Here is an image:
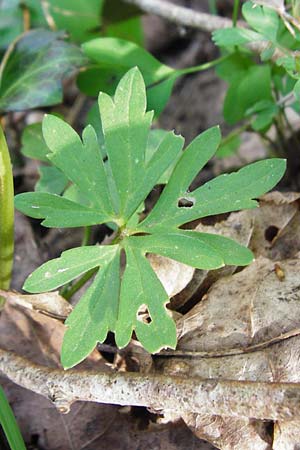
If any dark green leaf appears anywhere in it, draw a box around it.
[106,16,144,46]
[0,0,23,50]
[35,166,68,194]
[21,123,49,162]
[212,27,262,47]
[102,0,142,24]
[0,30,86,112]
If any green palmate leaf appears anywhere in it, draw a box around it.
[115,244,176,352]
[246,99,279,131]
[24,245,119,292]
[0,30,86,112]
[35,166,68,195]
[43,115,115,215]
[0,0,23,50]
[62,249,121,368]
[18,68,286,368]
[213,2,280,50]
[139,159,286,231]
[212,28,263,47]
[21,123,49,162]
[126,231,253,270]
[99,68,183,219]
[15,192,110,227]
[146,129,183,184]
[242,1,279,43]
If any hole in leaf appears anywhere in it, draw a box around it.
[136,304,152,324]
[177,197,195,208]
[264,225,279,242]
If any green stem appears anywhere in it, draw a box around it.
[81,226,91,247]
[232,0,240,26]
[0,126,14,291]
[221,122,250,145]
[0,387,26,450]
[175,54,230,77]
[63,268,98,301]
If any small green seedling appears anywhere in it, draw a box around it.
[15,68,286,369]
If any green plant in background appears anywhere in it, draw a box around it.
[0,128,25,450]
[0,127,14,292]
[213,0,300,156]
[0,387,26,450]
[15,68,286,369]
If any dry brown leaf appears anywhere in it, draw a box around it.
[249,191,300,259]
[155,256,300,449]
[273,420,300,449]
[0,289,72,319]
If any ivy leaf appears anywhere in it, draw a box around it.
[17,68,286,368]
[0,30,86,112]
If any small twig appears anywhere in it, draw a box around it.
[1,347,300,420]
[159,328,300,358]
[122,0,242,32]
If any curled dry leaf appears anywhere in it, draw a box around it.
[156,256,300,449]
[0,289,72,319]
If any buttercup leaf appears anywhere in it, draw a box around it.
[17,68,286,368]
